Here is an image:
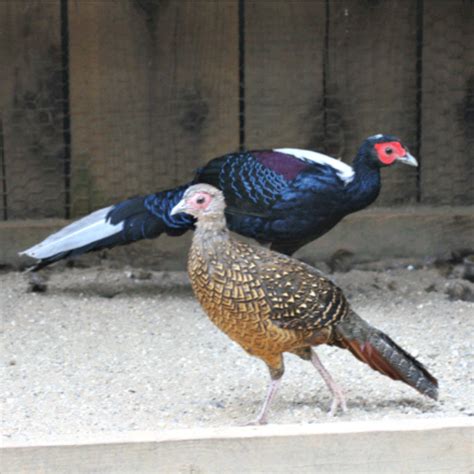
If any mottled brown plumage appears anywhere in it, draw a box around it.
[189,238,346,371]
[171,184,438,424]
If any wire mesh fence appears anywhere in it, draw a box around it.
[1,0,472,221]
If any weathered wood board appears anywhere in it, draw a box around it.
[1,0,472,219]
[326,0,419,205]
[245,0,326,150]
[0,0,66,218]
[69,0,239,217]
[68,0,157,216]
[0,119,6,220]
[148,0,239,189]
[420,0,474,205]
[1,418,472,474]
[7,205,474,270]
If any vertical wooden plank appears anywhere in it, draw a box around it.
[68,0,155,216]
[0,0,65,218]
[420,0,474,205]
[150,0,239,189]
[69,0,239,216]
[327,0,418,205]
[245,0,326,149]
[0,119,6,220]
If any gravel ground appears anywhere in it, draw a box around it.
[1,262,473,443]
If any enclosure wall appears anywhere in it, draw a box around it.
[1,0,473,221]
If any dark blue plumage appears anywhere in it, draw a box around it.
[21,134,417,270]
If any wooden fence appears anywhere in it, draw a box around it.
[1,0,473,220]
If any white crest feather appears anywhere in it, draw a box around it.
[20,206,124,259]
[274,148,355,184]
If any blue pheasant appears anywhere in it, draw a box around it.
[21,134,417,270]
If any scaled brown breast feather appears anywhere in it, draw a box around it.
[189,239,349,360]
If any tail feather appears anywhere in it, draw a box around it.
[20,206,122,260]
[334,312,438,400]
[19,185,194,271]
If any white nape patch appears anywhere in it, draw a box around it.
[275,148,355,184]
[369,133,384,140]
[19,206,124,259]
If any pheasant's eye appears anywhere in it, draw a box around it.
[196,196,206,205]
[385,147,393,155]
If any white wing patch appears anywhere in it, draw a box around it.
[19,206,124,259]
[275,148,355,184]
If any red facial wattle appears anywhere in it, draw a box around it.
[374,142,406,165]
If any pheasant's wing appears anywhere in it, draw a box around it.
[196,152,291,217]
[197,150,351,246]
[250,246,349,331]
[198,149,352,215]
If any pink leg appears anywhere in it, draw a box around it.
[251,377,282,425]
[310,349,347,416]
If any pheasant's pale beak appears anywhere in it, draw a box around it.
[397,152,418,167]
[170,199,189,216]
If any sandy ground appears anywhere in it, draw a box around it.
[1,262,473,444]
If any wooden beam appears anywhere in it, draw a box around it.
[7,206,474,270]
[1,418,472,474]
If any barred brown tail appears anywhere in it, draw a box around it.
[334,312,438,400]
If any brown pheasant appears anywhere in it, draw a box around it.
[171,184,438,424]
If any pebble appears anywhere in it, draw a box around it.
[445,281,474,302]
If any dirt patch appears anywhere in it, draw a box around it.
[1,263,473,443]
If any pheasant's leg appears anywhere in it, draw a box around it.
[310,348,347,416]
[249,359,284,425]
[252,376,282,425]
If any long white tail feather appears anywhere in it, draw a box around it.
[274,148,355,184]
[19,206,124,259]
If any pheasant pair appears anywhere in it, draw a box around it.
[171,184,438,424]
